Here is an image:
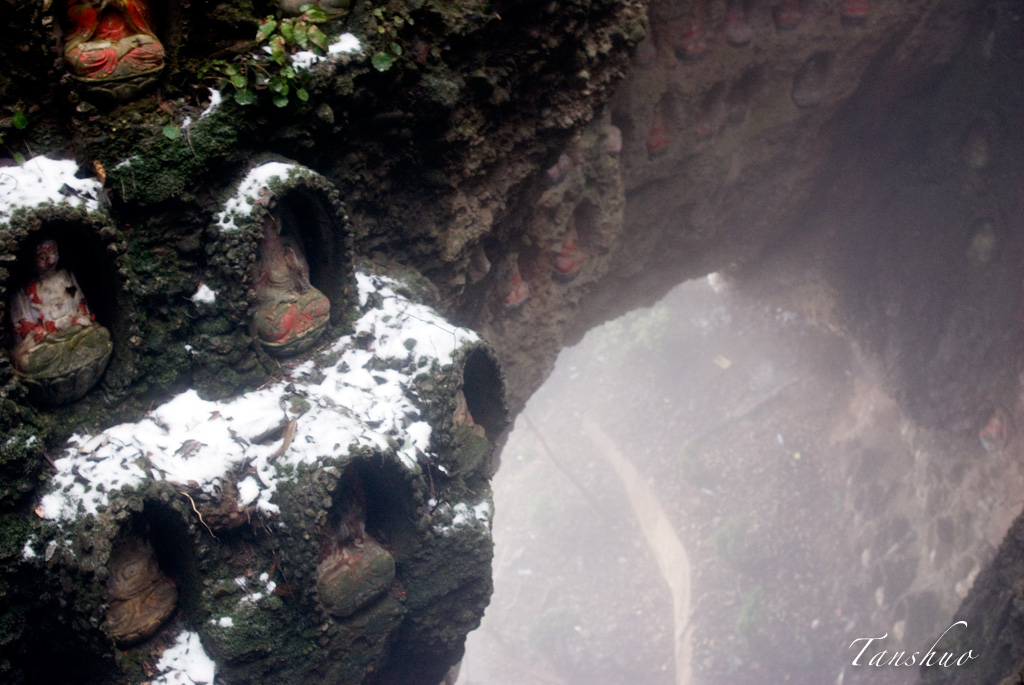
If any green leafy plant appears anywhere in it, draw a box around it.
[1,111,28,156]
[198,5,332,107]
[369,5,412,72]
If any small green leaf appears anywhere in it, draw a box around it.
[230,73,247,90]
[162,124,181,140]
[269,75,286,93]
[407,16,414,25]
[294,22,310,50]
[308,25,328,52]
[225,63,239,75]
[280,20,296,44]
[372,7,384,18]
[234,88,257,105]
[282,65,296,80]
[371,52,394,72]
[13,152,26,165]
[389,41,402,56]
[270,35,287,64]
[296,88,309,102]
[12,112,28,130]
[273,94,289,108]
[256,17,277,41]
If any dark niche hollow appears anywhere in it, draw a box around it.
[461,348,507,442]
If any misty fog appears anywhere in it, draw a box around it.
[459,268,1021,685]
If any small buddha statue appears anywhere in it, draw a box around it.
[9,240,113,405]
[253,215,330,357]
[63,0,166,100]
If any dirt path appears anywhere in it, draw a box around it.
[582,418,692,685]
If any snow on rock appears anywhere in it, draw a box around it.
[291,33,362,70]
[435,500,492,537]
[214,161,298,231]
[199,88,222,119]
[190,283,217,304]
[38,271,480,522]
[22,537,37,561]
[0,156,103,223]
[151,630,216,685]
[329,33,362,55]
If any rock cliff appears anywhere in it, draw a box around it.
[0,0,1022,682]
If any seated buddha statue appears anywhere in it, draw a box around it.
[253,215,330,357]
[63,0,165,100]
[9,240,113,405]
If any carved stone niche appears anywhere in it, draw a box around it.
[2,218,130,406]
[208,162,355,361]
[59,0,169,101]
[314,460,414,620]
[102,506,194,648]
[427,344,508,478]
[552,199,600,282]
[316,483,396,618]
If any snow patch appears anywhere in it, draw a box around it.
[200,89,222,119]
[215,161,298,231]
[38,272,480,523]
[22,537,37,560]
[435,500,492,536]
[152,630,216,685]
[329,33,361,55]
[291,33,363,70]
[0,156,103,223]
[191,283,217,304]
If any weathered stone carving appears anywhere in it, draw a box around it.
[104,536,177,646]
[502,260,529,310]
[9,239,112,405]
[450,387,490,475]
[63,0,166,101]
[317,539,396,618]
[254,214,331,357]
[205,161,355,383]
[316,472,396,618]
[553,223,585,280]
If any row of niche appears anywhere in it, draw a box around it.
[0,161,354,407]
[93,455,417,651]
[51,0,316,103]
[483,113,623,314]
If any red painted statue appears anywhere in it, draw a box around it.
[253,215,331,357]
[63,0,165,98]
[9,240,112,404]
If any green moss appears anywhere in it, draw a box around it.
[101,106,245,205]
